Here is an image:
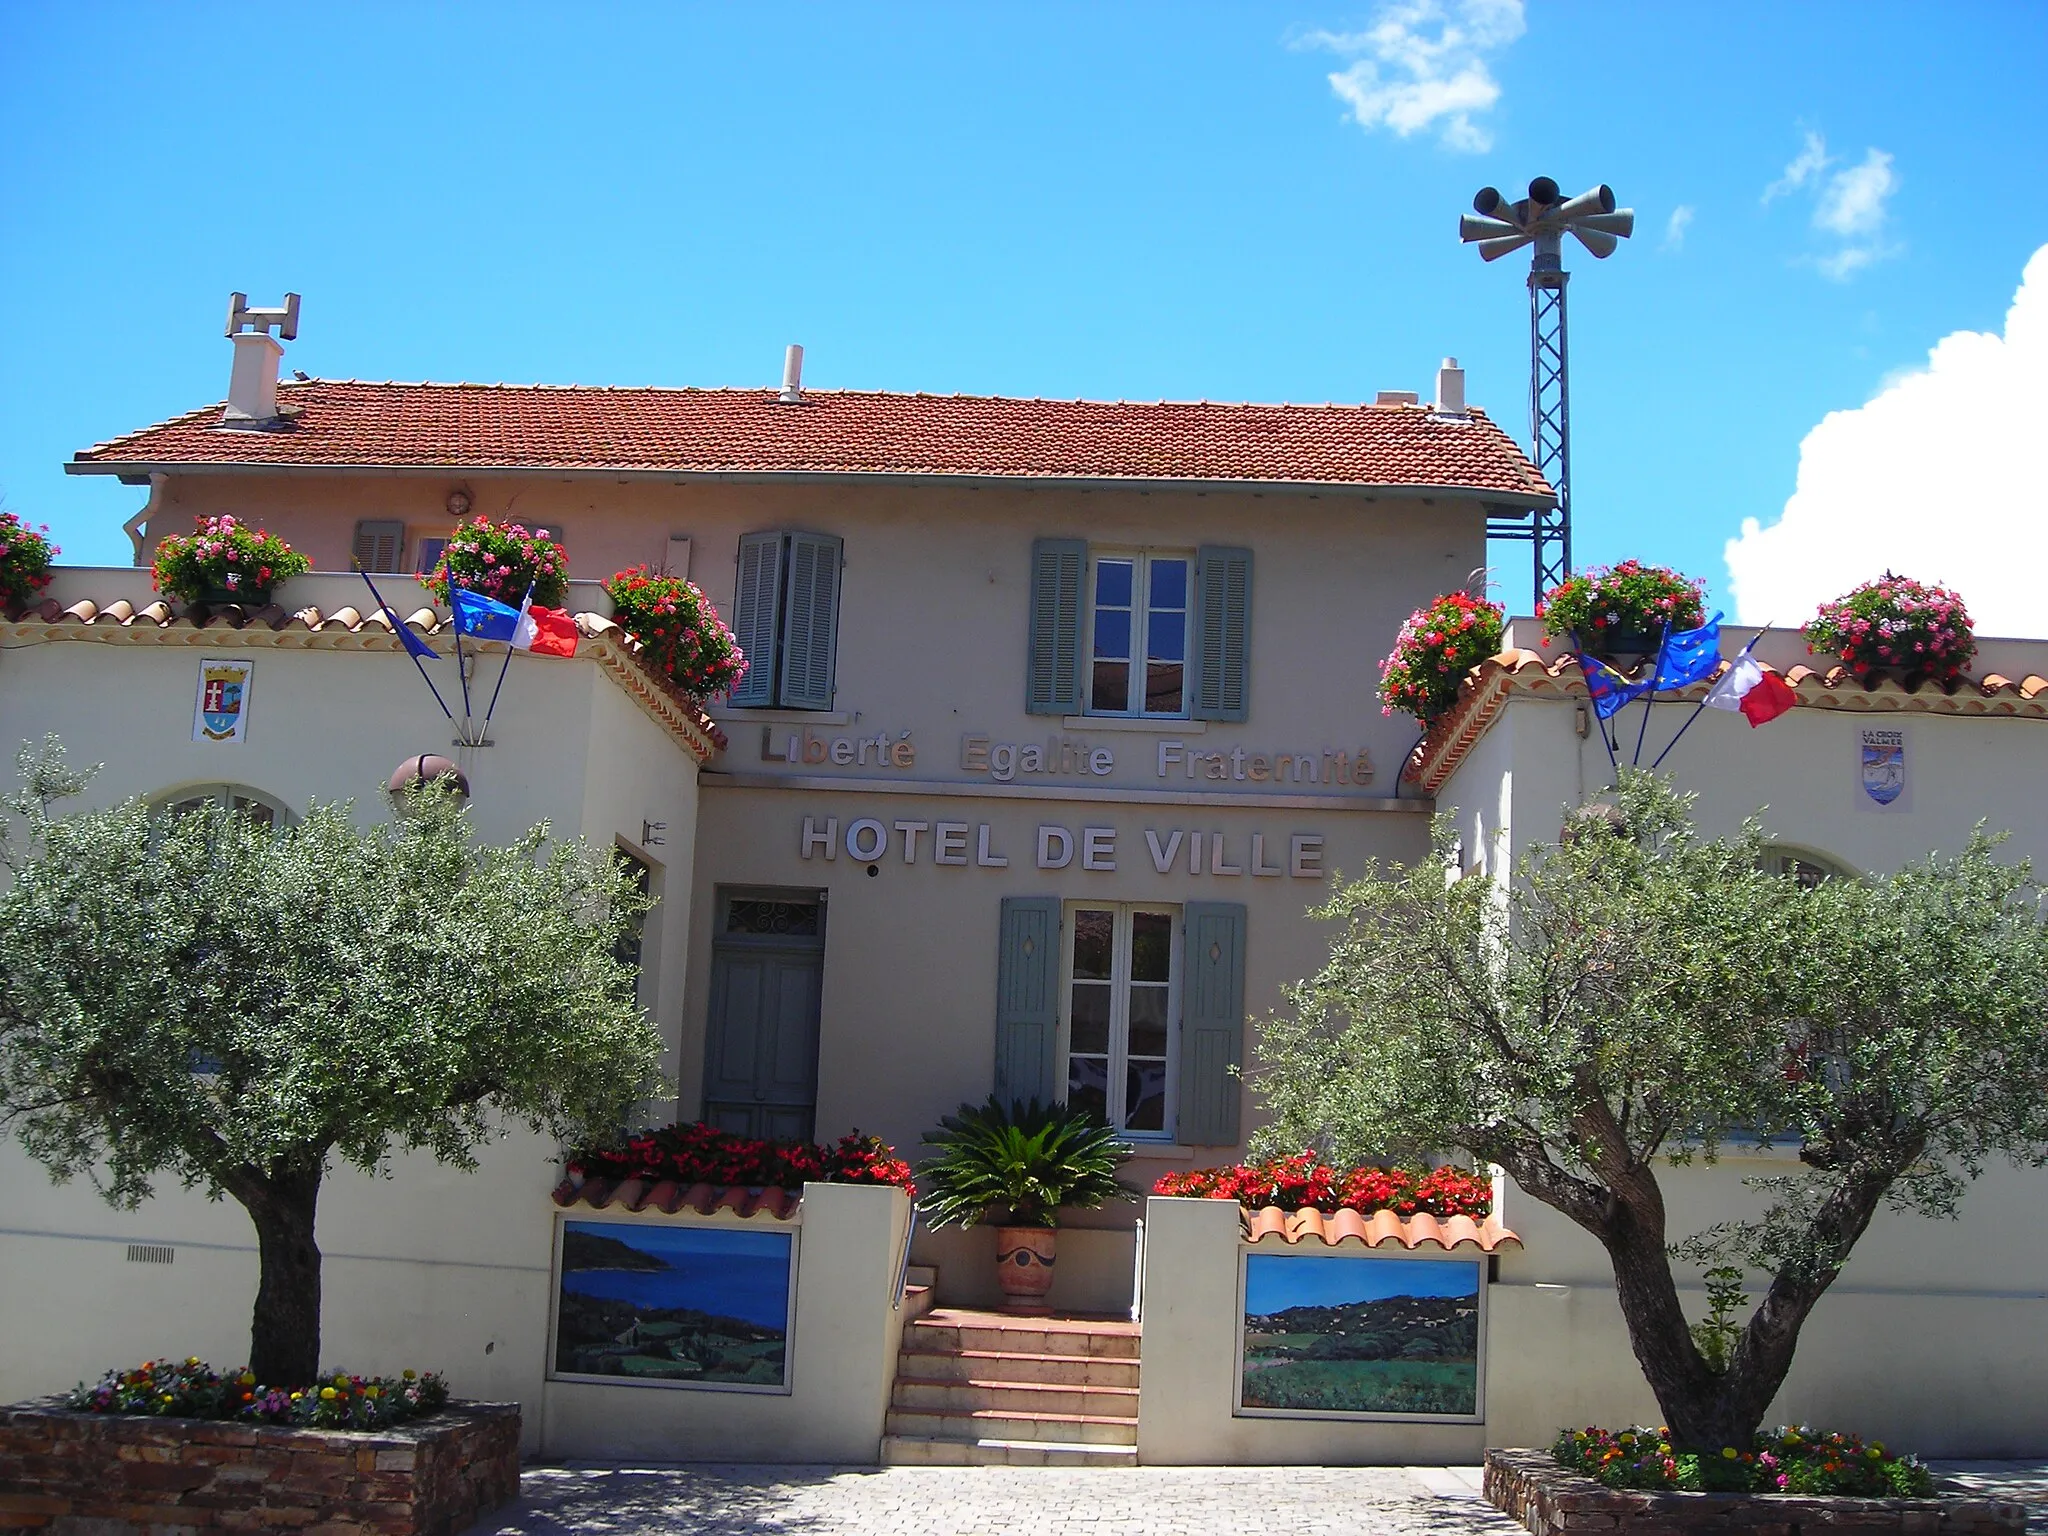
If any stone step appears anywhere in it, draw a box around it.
[900,1284,936,1323]
[896,1346,1140,1388]
[879,1434,1139,1468]
[883,1407,1138,1447]
[892,1375,1141,1417]
[905,1319,1141,1360]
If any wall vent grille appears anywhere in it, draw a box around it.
[126,1244,175,1265]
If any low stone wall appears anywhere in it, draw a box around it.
[0,1398,520,1535]
[1485,1449,2027,1536]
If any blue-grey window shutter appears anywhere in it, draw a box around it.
[1178,901,1247,1146]
[1189,546,1253,722]
[1025,538,1086,715]
[994,896,1061,1109]
[778,531,843,710]
[729,531,786,708]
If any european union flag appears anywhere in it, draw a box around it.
[1653,613,1724,692]
[357,569,439,661]
[1580,654,1652,720]
[449,586,523,643]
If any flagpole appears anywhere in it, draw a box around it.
[1573,631,1622,784]
[1650,627,1769,772]
[443,550,475,726]
[483,583,532,723]
[1631,621,1672,768]
[356,565,453,721]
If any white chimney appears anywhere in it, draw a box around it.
[778,343,805,404]
[1435,356,1467,416]
[222,292,300,425]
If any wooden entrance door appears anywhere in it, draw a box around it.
[702,891,824,1141]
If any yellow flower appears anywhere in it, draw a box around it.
[402,1369,417,1380]
[161,1393,174,1403]
[1722,1447,1740,1459]
[290,1392,302,1401]
[320,1386,337,1400]
[186,1356,200,1366]
[364,1386,380,1398]
[238,1371,255,1386]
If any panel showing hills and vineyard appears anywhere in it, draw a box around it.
[1239,1255,1481,1416]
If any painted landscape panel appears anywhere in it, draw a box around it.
[1239,1254,1480,1417]
[554,1220,794,1389]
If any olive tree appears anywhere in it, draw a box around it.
[1256,770,2048,1452]
[0,741,664,1386]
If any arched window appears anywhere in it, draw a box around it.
[154,783,293,828]
[1766,847,1855,889]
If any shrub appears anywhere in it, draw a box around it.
[1539,560,1705,649]
[150,515,310,603]
[1378,589,1505,722]
[568,1120,915,1195]
[0,511,58,609]
[68,1357,448,1430]
[422,516,568,609]
[1152,1154,1493,1217]
[1804,572,1975,687]
[918,1097,1138,1229]
[602,567,748,701]
[1553,1424,1934,1497]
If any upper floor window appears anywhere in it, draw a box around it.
[1027,539,1251,721]
[1088,553,1190,717]
[728,531,844,710]
[1768,849,1853,889]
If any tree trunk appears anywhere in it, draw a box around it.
[226,1162,325,1386]
[1599,1210,1745,1450]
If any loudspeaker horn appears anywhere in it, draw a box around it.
[1554,185,1617,222]
[1570,209,1635,239]
[1571,227,1619,259]
[1460,212,1522,242]
[1477,233,1534,262]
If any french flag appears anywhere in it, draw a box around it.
[1703,651,1796,727]
[450,586,579,657]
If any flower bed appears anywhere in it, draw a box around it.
[568,1120,916,1194]
[67,1355,447,1430]
[422,515,568,608]
[1554,1424,1933,1496]
[1540,560,1706,652]
[1486,1447,2023,1536]
[1379,588,1505,722]
[0,1394,518,1536]
[1151,1153,1492,1217]
[602,566,747,701]
[1805,573,1976,688]
[0,510,58,611]
[151,514,309,605]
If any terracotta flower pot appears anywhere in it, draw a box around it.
[994,1226,1056,1314]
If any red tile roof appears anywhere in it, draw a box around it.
[551,1175,799,1220]
[3,593,725,760]
[1405,647,2048,796]
[1241,1206,1521,1252]
[69,380,1554,501]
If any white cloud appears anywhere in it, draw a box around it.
[1763,130,1831,204]
[1761,130,1900,280]
[1663,205,1695,251]
[1725,243,2048,640]
[1813,148,1896,238]
[1299,0,1526,154]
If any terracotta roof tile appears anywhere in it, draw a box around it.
[1240,1206,1521,1251]
[3,592,726,759]
[1405,648,2048,796]
[70,380,1554,500]
[549,1175,799,1220]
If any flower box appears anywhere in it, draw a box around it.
[0,1396,520,1536]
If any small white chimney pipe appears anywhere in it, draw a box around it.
[221,291,300,425]
[1435,356,1467,416]
[778,344,805,403]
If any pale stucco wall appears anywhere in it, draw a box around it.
[539,1182,912,1462]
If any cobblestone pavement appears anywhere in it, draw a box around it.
[472,1463,1519,1536]
[473,1461,2048,1536]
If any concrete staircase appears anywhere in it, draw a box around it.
[880,1308,1141,1466]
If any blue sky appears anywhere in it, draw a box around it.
[4,3,2045,624]
[1245,1254,1478,1313]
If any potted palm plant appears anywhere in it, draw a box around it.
[917,1097,1137,1313]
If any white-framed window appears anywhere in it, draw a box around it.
[1086,551,1191,717]
[157,784,292,828]
[1062,902,1180,1137]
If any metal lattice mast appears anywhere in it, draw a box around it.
[1458,178,1633,606]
